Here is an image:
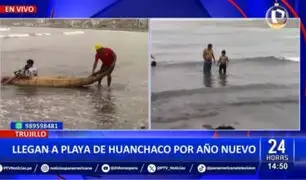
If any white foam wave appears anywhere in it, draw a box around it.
[35,33,51,36]
[63,31,85,35]
[278,56,300,62]
[7,34,30,38]
[284,35,300,39]
[0,27,10,31]
[286,57,299,62]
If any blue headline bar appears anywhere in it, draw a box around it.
[0,137,303,177]
[0,137,300,165]
[2,138,259,162]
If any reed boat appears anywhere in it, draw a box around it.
[1,70,109,88]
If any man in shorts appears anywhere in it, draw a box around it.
[203,43,216,75]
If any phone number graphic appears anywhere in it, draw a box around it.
[23,122,60,130]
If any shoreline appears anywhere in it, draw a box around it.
[0,19,148,32]
[2,25,148,33]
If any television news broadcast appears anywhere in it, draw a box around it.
[0,0,305,179]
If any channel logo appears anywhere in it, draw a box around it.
[265,2,289,29]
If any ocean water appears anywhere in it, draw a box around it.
[0,25,148,129]
[151,19,300,130]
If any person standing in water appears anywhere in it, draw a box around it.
[217,50,229,75]
[151,54,157,67]
[92,44,117,87]
[203,44,216,75]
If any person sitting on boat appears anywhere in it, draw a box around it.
[24,59,38,77]
[91,44,116,87]
[1,59,37,84]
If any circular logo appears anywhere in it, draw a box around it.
[0,164,3,173]
[41,164,49,173]
[101,164,110,173]
[265,3,289,29]
[147,164,156,173]
[197,164,206,173]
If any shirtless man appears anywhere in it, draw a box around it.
[203,44,216,75]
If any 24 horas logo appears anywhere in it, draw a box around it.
[265,2,289,29]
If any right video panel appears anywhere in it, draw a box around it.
[150,18,300,130]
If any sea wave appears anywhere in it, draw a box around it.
[151,82,298,125]
[152,56,299,67]
[152,83,298,101]
[282,56,299,62]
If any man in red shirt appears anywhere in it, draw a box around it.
[92,44,117,87]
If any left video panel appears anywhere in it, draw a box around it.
[0,19,149,129]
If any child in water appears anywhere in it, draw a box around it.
[217,50,229,75]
